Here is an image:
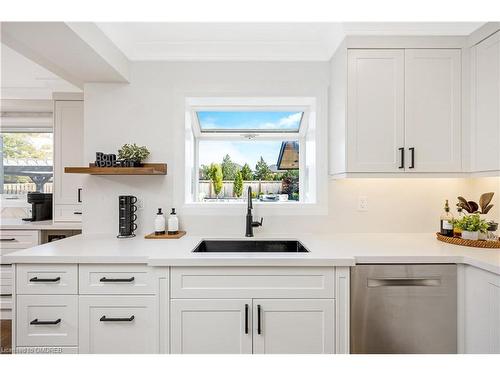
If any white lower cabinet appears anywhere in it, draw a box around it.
[170,298,335,354]
[79,295,158,354]
[17,295,78,347]
[462,265,500,353]
[171,299,252,354]
[253,299,334,354]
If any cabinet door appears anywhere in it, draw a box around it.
[405,49,462,172]
[347,49,405,172]
[54,100,84,209]
[170,299,252,354]
[472,31,500,172]
[464,266,500,353]
[253,299,334,354]
[79,295,158,354]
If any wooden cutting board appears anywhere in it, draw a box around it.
[144,231,186,239]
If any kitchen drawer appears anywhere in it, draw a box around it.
[1,264,13,296]
[79,264,155,295]
[171,267,335,299]
[15,346,78,354]
[53,204,82,222]
[0,230,39,254]
[17,295,78,347]
[17,264,78,295]
[79,295,158,354]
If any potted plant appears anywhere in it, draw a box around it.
[117,144,150,167]
[454,214,489,241]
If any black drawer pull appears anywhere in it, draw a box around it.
[0,238,16,242]
[77,188,82,203]
[0,294,12,297]
[244,304,249,334]
[30,318,61,325]
[73,211,83,215]
[398,147,405,169]
[409,147,415,169]
[257,304,262,335]
[100,315,135,322]
[29,277,61,283]
[99,277,135,282]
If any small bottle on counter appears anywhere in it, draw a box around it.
[440,200,454,237]
[154,208,166,235]
[453,206,464,238]
[168,208,179,235]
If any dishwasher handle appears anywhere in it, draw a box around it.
[367,277,441,287]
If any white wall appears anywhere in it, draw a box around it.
[82,61,500,235]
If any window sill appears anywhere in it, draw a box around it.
[181,201,327,216]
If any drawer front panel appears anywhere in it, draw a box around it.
[17,295,78,347]
[171,267,335,298]
[0,264,13,296]
[17,264,78,295]
[79,295,157,354]
[79,264,155,295]
[0,230,39,252]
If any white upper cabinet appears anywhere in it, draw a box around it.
[331,45,463,176]
[347,49,405,172]
[405,49,462,172]
[471,31,500,172]
[53,99,84,221]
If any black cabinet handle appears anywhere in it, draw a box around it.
[99,277,135,282]
[244,304,249,334]
[398,147,405,169]
[0,238,16,242]
[409,147,415,169]
[257,304,262,335]
[29,276,61,283]
[73,211,82,215]
[0,294,12,297]
[30,318,61,325]
[100,315,135,322]
[77,188,82,203]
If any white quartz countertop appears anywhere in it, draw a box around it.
[0,218,82,231]
[3,232,500,275]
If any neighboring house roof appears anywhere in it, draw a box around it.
[276,141,299,170]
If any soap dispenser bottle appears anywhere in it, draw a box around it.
[168,208,179,235]
[154,208,166,235]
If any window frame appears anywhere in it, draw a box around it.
[182,96,325,215]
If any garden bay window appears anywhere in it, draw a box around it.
[184,98,319,206]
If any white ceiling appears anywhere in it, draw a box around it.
[1,43,80,100]
[97,22,485,62]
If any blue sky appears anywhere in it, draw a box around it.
[197,111,301,168]
[197,111,302,131]
[199,140,283,169]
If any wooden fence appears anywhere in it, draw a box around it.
[3,183,53,195]
[199,180,282,198]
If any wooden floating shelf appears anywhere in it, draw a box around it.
[65,163,167,175]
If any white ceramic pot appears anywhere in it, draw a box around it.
[462,230,479,241]
[478,231,488,241]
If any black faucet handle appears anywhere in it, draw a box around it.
[252,217,263,227]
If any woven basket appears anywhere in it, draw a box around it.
[436,233,500,249]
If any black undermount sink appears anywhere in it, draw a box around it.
[192,240,309,253]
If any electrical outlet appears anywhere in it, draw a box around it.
[358,196,368,212]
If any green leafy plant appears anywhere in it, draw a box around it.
[233,171,243,198]
[454,214,489,233]
[457,192,494,214]
[118,143,150,163]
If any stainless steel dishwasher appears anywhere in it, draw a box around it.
[350,264,457,354]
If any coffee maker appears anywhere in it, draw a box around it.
[23,192,53,221]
